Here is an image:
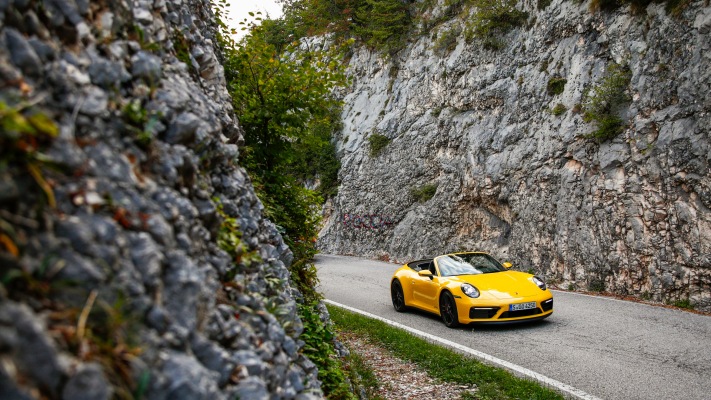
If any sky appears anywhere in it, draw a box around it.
[226,0,284,39]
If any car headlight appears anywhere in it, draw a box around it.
[461,283,480,298]
[531,276,547,291]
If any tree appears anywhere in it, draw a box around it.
[353,0,411,51]
[218,15,347,257]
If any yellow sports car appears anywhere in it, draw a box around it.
[390,252,553,327]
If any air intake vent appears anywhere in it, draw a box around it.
[499,308,542,319]
[541,298,553,312]
[469,307,500,319]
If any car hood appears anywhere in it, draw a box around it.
[446,271,543,299]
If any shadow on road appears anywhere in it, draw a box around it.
[404,307,554,332]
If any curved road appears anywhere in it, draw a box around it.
[316,254,711,400]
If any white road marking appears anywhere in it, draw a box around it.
[325,299,603,400]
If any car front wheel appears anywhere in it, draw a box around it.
[439,291,460,328]
[391,280,407,312]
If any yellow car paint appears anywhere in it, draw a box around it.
[390,252,553,327]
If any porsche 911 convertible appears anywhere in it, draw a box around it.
[390,252,553,327]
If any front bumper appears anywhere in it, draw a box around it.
[457,297,553,323]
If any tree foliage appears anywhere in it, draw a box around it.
[277,0,413,53]
[217,12,347,256]
[213,5,352,395]
[214,0,348,305]
[353,0,412,52]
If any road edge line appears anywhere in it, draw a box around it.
[325,299,602,400]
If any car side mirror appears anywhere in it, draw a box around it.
[418,270,434,280]
[502,262,513,269]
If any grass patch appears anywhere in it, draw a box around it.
[341,344,384,399]
[298,303,354,398]
[589,0,691,15]
[328,305,565,400]
[588,279,605,292]
[368,133,391,157]
[537,0,553,10]
[546,77,567,96]
[434,25,462,55]
[0,99,59,209]
[670,298,694,310]
[464,0,528,50]
[551,103,567,116]
[582,63,631,142]
[410,183,437,203]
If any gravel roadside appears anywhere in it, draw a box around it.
[339,331,477,399]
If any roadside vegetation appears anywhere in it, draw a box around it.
[329,305,566,400]
[213,2,354,396]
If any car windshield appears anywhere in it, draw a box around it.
[436,253,505,276]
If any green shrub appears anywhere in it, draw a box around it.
[664,0,692,16]
[588,279,605,292]
[298,302,355,399]
[410,184,437,202]
[537,0,553,10]
[464,0,528,49]
[172,29,194,74]
[589,0,690,15]
[215,203,262,282]
[551,103,567,116]
[582,63,631,141]
[341,347,382,398]
[434,25,461,55]
[589,0,626,11]
[539,59,549,73]
[0,100,59,209]
[671,298,694,310]
[289,107,343,200]
[368,133,391,157]
[546,77,567,96]
[353,0,413,53]
[443,0,469,17]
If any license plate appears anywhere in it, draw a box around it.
[509,302,536,311]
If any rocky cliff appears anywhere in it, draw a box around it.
[318,0,711,310]
[0,0,321,398]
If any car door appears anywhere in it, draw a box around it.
[411,261,440,313]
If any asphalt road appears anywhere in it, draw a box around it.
[315,254,711,400]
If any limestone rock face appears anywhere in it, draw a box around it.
[318,0,711,310]
[0,0,319,398]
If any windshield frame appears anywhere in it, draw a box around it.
[435,253,506,277]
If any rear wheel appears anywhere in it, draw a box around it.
[391,280,407,312]
[439,291,460,328]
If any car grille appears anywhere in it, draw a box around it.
[499,308,542,319]
[541,298,553,311]
[469,307,500,319]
